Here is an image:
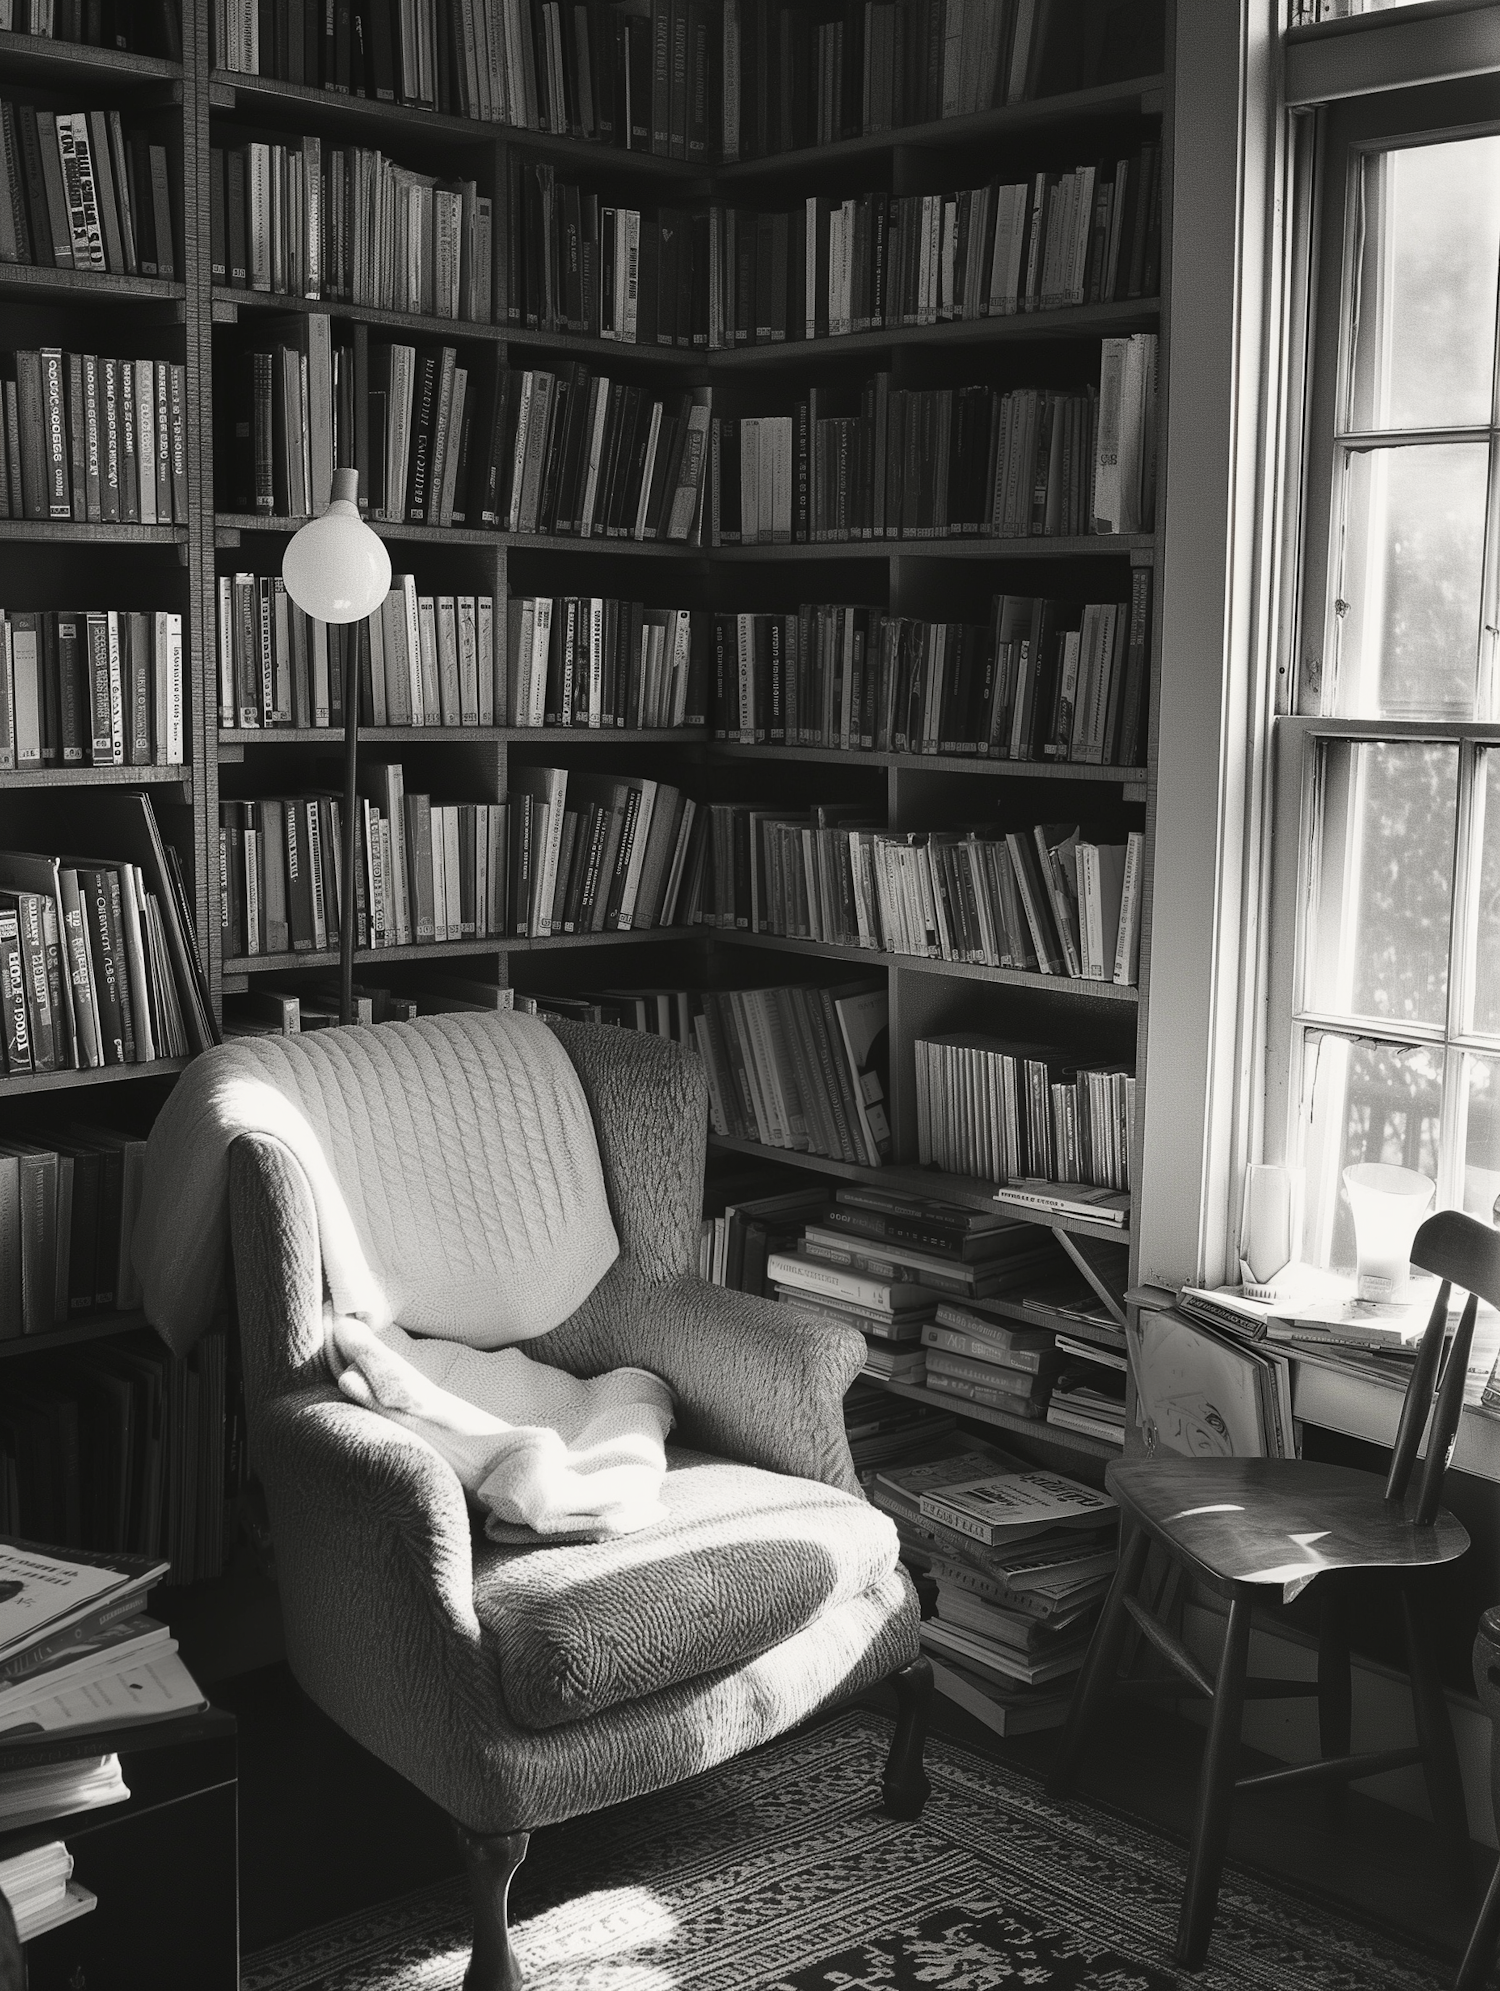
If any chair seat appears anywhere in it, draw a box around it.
[472,1447,902,1730]
[1107,1456,1470,1601]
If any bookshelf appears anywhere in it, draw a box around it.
[0,2,1171,1559]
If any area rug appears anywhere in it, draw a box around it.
[241,1710,1451,1991]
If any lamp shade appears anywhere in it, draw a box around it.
[281,468,391,625]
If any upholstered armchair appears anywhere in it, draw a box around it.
[228,1017,930,1991]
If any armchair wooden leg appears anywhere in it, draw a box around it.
[1455,1859,1500,1991]
[1174,1594,1251,1971]
[1402,1587,1475,1911]
[1048,1525,1149,1798]
[456,1824,530,1991]
[882,1656,934,1819]
[1317,1585,1352,1828]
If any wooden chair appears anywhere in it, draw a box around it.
[1050,1207,1492,1971]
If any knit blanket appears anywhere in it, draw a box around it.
[134,1013,674,1539]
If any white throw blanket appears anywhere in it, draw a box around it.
[133,1013,674,1540]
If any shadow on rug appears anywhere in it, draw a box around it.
[241,1709,1451,1991]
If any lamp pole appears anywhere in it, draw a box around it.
[280,467,392,1025]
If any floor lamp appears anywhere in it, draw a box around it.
[281,469,392,1025]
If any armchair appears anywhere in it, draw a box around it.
[229,1017,929,1991]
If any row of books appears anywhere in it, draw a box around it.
[726,0,1151,159]
[212,0,712,159]
[217,575,498,730]
[0,1123,145,1334]
[475,365,710,541]
[0,350,188,525]
[709,356,1155,546]
[219,765,703,955]
[503,596,701,730]
[705,151,1161,348]
[211,139,493,321]
[506,165,706,346]
[0,1546,208,1795]
[709,582,1152,769]
[0,97,176,278]
[2,0,181,55]
[690,807,1145,986]
[0,609,184,770]
[1,1332,236,1582]
[914,1032,1135,1194]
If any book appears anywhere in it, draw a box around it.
[0,1541,167,1661]
[916,1469,1115,1547]
[926,1652,1075,1736]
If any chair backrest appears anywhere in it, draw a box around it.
[1384,1210,1500,1522]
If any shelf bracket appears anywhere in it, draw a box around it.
[1054,1228,1127,1327]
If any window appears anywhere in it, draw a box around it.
[1270,90,1500,1278]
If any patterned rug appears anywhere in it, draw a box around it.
[241,1711,1451,1991]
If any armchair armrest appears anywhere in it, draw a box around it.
[251,1382,506,1816]
[534,1276,867,1494]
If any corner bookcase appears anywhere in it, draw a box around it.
[0,9,1172,1505]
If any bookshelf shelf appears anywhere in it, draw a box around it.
[214,516,704,556]
[223,927,696,976]
[217,726,705,749]
[0,764,191,793]
[0,1312,151,1363]
[712,536,1154,564]
[214,289,701,364]
[210,70,703,183]
[706,1134,1133,1243]
[0,267,186,308]
[711,300,1160,372]
[0,1058,191,1097]
[505,327,705,368]
[707,743,1147,785]
[711,929,1139,1001]
[874,1375,1122,1463]
[0,521,186,545]
[0,29,182,85]
[713,75,1169,184]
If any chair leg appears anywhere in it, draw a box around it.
[456,1824,529,1991]
[882,1656,934,1819]
[1401,1586,1475,1911]
[1455,1858,1500,1991]
[1317,1585,1352,1828]
[1174,1594,1251,1972]
[1048,1524,1150,1797]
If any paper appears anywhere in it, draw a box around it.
[0,1546,119,1655]
[1128,1309,1267,1457]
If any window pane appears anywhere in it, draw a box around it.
[1462,1056,1500,1224]
[1465,752,1500,1040]
[1333,442,1488,718]
[1305,739,1457,1029]
[1301,1034,1444,1274]
[1300,0,1467,16]
[1349,138,1500,433]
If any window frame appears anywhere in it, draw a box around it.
[1261,72,1500,1250]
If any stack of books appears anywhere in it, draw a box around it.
[705,148,1162,348]
[0,609,183,770]
[687,807,1145,988]
[921,1303,1066,1423]
[914,1032,1135,1193]
[865,1449,1117,1733]
[769,1248,937,1386]
[700,1184,832,1296]
[217,577,500,732]
[504,167,706,346]
[0,1837,93,1942]
[1048,1338,1129,1446]
[844,1383,957,1474]
[0,1541,205,1747]
[212,139,493,319]
[710,573,1153,768]
[0,98,176,278]
[0,350,187,525]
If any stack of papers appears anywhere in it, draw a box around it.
[0,1840,96,1942]
[0,1754,128,1835]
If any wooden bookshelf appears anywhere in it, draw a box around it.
[0,5,1171,1515]
[875,1375,1123,1464]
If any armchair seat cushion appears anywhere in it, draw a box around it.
[474,1447,900,1731]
